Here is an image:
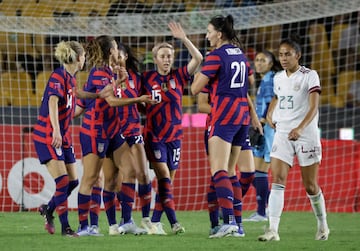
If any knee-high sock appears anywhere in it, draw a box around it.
[90,186,102,226]
[239,171,255,197]
[54,175,70,231]
[268,183,285,233]
[138,183,152,218]
[102,190,116,226]
[213,170,234,224]
[307,188,328,229]
[78,193,91,229]
[230,175,242,224]
[120,183,135,223]
[207,176,219,228]
[48,179,78,215]
[151,192,163,222]
[158,178,177,225]
[254,170,269,216]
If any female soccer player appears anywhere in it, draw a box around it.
[198,85,261,237]
[33,40,111,237]
[191,15,253,238]
[112,42,155,235]
[76,35,155,236]
[258,38,329,241]
[244,50,280,222]
[141,21,203,235]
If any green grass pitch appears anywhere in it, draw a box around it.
[0,211,359,251]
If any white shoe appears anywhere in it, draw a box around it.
[141,217,157,235]
[315,227,330,240]
[258,228,280,241]
[209,224,238,238]
[171,222,185,234]
[77,226,91,237]
[118,220,147,235]
[243,212,268,222]
[89,225,104,236]
[109,224,120,236]
[151,222,167,235]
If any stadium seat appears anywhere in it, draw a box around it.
[308,23,336,104]
[330,71,360,108]
[0,71,34,106]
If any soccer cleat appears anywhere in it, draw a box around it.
[231,224,245,237]
[39,204,55,234]
[141,217,158,235]
[315,227,330,240]
[62,227,79,237]
[172,222,185,234]
[109,224,120,236]
[77,226,91,236]
[89,225,104,236]
[258,228,280,241]
[243,212,268,222]
[151,222,167,235]
[209,225,221,236]
[209,224,238,238]
[118,220,147,235]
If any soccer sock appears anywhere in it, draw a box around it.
[120,183,135,223]
[213,170,234,224]
[68,179,79,196]
[78,192,91,229]
[53,175,70,230]
[207,177,219,228]
[239,171,255,197]
[90,186,102,226]
[254,170,269,216]
[138,183,152,218]
[151,193,163,222]
[230,175,243,224]
[268,183,285,233]
[102,190,116,226]
[307,188,328,229]
[158,178,177,225]
[48,179,79,215]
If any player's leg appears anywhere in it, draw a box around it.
[301,163,329,240]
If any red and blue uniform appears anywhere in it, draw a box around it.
[117,69,142,143]
[201,44,251,145]
[141,66,190,170]
[33,67,76,164]
[79,66,123,158]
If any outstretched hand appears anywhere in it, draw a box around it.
[138,95,159,105]
[168,21,186,41]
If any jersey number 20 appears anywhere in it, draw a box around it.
[230,61,246,88]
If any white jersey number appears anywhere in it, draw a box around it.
[230,61,246,88]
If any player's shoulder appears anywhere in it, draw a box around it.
[298,66,317,75]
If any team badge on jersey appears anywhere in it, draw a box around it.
[170,79,176,89]
[154,149,161,159]
[293,84,301,91]
[161,82,168,92]
[101,78,110,85]
[98,143,105,153]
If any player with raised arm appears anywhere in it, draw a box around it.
[258,38,330,241]
[141,21,203,235]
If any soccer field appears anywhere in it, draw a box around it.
[0,211,359,251]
